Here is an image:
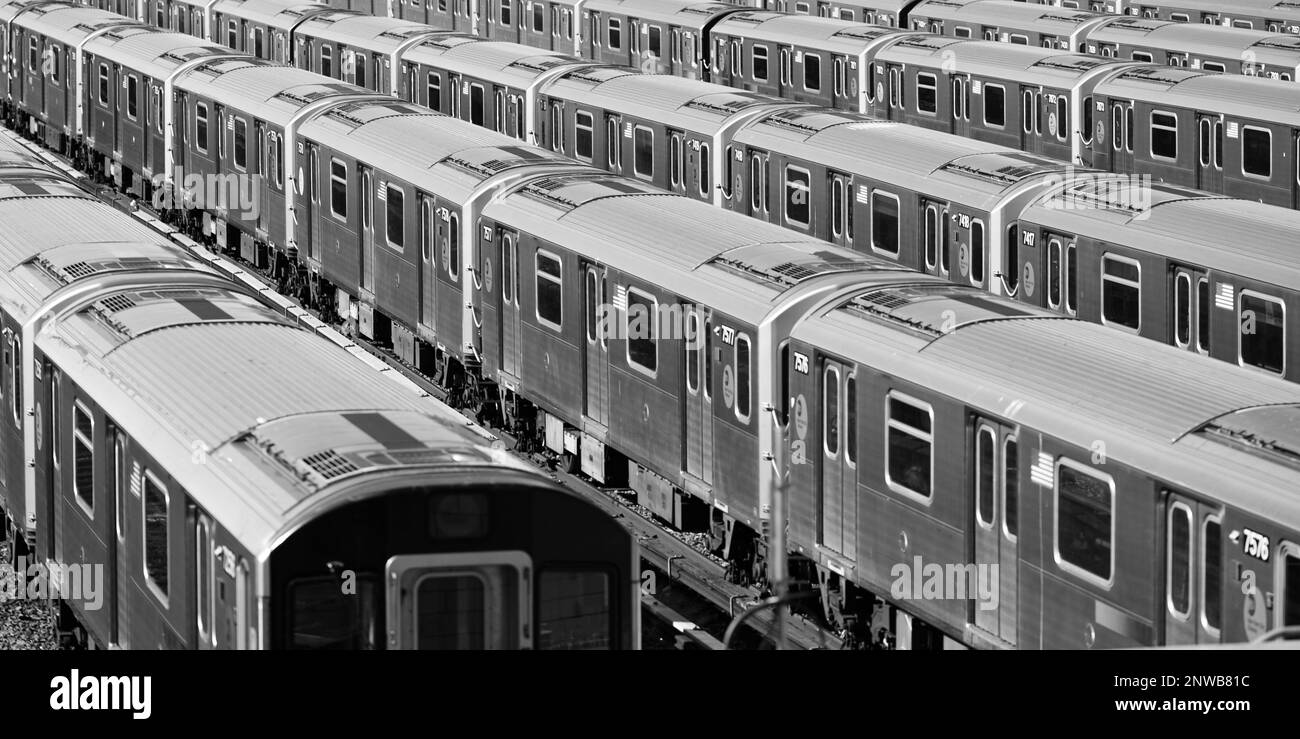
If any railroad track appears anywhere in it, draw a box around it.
[1,128,842,651]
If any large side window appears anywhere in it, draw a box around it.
[330,159,348,220]
[575,111,593,162]
[886,392,932,500]
[536,250,563,330]
[752,44,768,81]
[127,75,139,120]
[427,73,441,111]
[1056,459,1114,585]
[626,288,658,375]
[73,403,93,515]
[98,64,109,106]
[633,125,654,180]
[1239,291,1285,375]
[916,72,937,114]
[144,473,170,603]
[608,18,621,49]
[386,185,404,251]
[984,83,1005,127]
[233,117,247,170]
[1150,111,1178,160]
[785,165,810,226]
[871,191,900,256]
[804,53,820,92]
[1101,254,1140,331]
[196,103,208,154]
[1242,126,1272,179]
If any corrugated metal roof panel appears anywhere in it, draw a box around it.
[0,198,161,271]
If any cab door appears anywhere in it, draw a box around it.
[1162,491,1223,645]
[818,358,856,561]
[971,418,1019,646]
[385,552,532,650]
[1196,113,1223,193]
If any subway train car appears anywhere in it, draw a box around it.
[0,127,638,651]
[1064,0,1300,31]
[5,2,1300,649]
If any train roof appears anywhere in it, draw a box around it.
[1021,189,1300,287]
[406,38,586,87]
[1088,16,1300,62]
[179,61,380,125]
[1149,0,1300,26]
[296,8,439,46]
[1093,66,1300,125]
[731,115,1072,207]
[712,11,909,54]
[210,0,332,30]
[877,35,1135,84]
[582,0,740,27]
[912,0,1110,29]
[86,28,233,80]
[799,306,1300,523]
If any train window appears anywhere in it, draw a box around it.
[1149,111,1177,160]
[538,570,611,649]
[735,334,751,422]
[196,103,208,154]
[536,250,563,331]
[607,119,619,169]
[1081,96,1093,144]
[1296,137,1299,186]
[1171,12,1189,22]
[288,576,379,649]
[448,213,460,279]
[533,2,545,33]
[1213,120,1222,169]
[233,117,247,170]
[823,365,839,458]
[253,27,264,59]
[721,145,734,200]
[584,269,598,344]
[670,135,682,187]
[1005,224,1019,292]
[1132,51,1152,62]
[50,45,60,85]
[608,18,621,49]
[321,45,332,77]
[1196,278,1210,352]
[1201,61,1225,73]
[1003,437,1018,539]
[970,220,985,285]
[1175,273,1191,347]
[27,37,36,72]
[845,375,856,467]
[977,426,995,527]
[426,73,440,111]
[649,26,662,59]
[750,155,764,211]
[1022,90,1033,134]
[1239,291,1285,375]
[784,166,811,227]
[1101,254,1141,331]
[420,201,432,267]
[626,288,658,376]
[1232,20,1253,28]
[386,186,404,251]
[143,472,170,603]
[10,339,19,428]
[871,191,900,256]
[687,313,701,394]
[1055,458,1114,585]
[502,234,514,305]
[72,402,93,515]
[51,373,60,469]
[984,83,1005,127]
[1198,118,1211,166]
[499,0,510,25]
[465,83,482,126]
[1054,96,1067,141]
[916,72,937,114]
[1167,503,1192,619]
[1065,243,1076,315]
[1010,34,1029,45]
[924,205,938,270]
[804,53,820,92]
[124,74,139,121]
[227,20,238,49]
[1242,126,1272,179]
[633,125,654,180]
[886,392,932,501]
[839,9,853,21]
[330,159,348,220]
[196,514,213,644]
[866,61,876,104]
[1111,105,1122,152]
[112,433,124,542]
[575,111,593,162]
[955,26,971,38]
[1281,545,1300,627]
[1125,106,1133,153]
[551,104,564,154]
[699,143,711,198]
[1202,515,1221,634]
[753,45,769,82]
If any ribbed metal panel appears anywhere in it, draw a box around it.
[0,199,161,270]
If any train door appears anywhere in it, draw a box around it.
[921,199,950,280]
[971,418,1018,646]
[952,76,971,138]
[1171,265,1209,355]
[818,358,855,560]
[1110,100,1134,172]
[746,149,769,222]
[827,170,851,248]
[359,164,375,297]
[419,197,437,335]
[1162,491,1222,645]
[498,227,521,377]
[1021,87,1043,154]
[583,265,609,426]
[385,552,531,649]
[885,63,903,121]
[1196,113,1223,192]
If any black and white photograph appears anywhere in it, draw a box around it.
[0,0,1294,722]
